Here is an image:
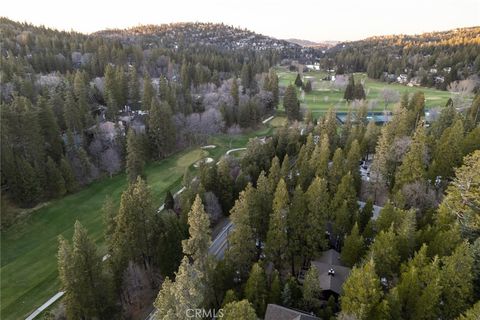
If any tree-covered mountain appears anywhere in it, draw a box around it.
[322,27,480,90]
[0,18,286,217]
[94,22,304,53]
[285,38,338,48]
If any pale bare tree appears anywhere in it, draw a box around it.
[381,88,400,106]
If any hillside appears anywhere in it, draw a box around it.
[285,38,338,48]
[94,22,304,54]
[323,27,480,90]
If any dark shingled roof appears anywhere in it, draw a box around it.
[311,249,351,295]
[264,304,320,320]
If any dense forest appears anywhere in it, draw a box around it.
[0,17,288,223]
[55,93,480,319]
[323,27,480,90]
[2,17,480,320]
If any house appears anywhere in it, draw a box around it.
[88,121,125,142]
[310,249,351,296]
[264,304,319,320]
[397,74,408,84]
[435,76,445,84]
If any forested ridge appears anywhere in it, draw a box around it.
[322,27,480,90]
[1,17,480,320]
[0,17,285,224]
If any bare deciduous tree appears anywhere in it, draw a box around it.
[100,148,122,177]
[381,88,400,106]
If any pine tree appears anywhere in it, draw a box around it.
[362,120,380,159]
[226,184,257,277]
[142,74,155,111]
[303,265,322,310]
[58,221,112,319]
[430,119,464,180]
[430,100,457,139]
[128,66,140,108]
[440,242,474,319]
[45,156,66,198]
[340,259,388,320]
[109,177,155,283]
[104,64,118,118]
[244,263,267,316]
[284,85,300,121]
[148,98,176,159]
[266,179,289,270]
[328,148,345,193]
[346,139,362,191]
[358,199,374,233]
[394,125,427,192]
[64,89,82,134]
[60,157,78,193]
[396,245,442,320]
[287,185,309,275]
[344,75,355,101]
[304,80,312,93]
[282,276,303,308]
[331,172,357,216]
[465,94,480,131]
[154,256,205,319]
[305,177,329,253]
[456,301,480,320]
[310,134,330,178]
[231,78,239,107]
[156,212,184,277]
[222,300,257,320]
[222,289,237,307]
[269,69,279,107]
[182,195,211,268]
[12,156,41,206]
[341,223,365,267]
[369,226,400,279]
[241,63,252,91]
[216,159,234,213]
[38,97,63,161]
[253,171,273,245]
[126,129,145,183]
[280,153,290,181]
[354,83,366,100]
[268,269,282,304]
[73,70,92,127]
[294,73,303,87]
[164,190,175,210]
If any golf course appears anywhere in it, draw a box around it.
[0,125,275,320]
[276,67,456,115]
[0,68,461,320]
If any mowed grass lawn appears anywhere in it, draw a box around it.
[276,67,457,116]
[1,148,207,320]
[0,122,276,320]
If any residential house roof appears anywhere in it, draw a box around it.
[311,249,351,295]
[264,304,320,320]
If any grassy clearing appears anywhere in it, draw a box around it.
[1,148,206,320]
[276,67,457,116]
[1,123,275,320]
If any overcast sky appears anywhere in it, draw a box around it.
[3,0,479,41]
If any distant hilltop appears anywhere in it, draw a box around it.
[285,38,339,48]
